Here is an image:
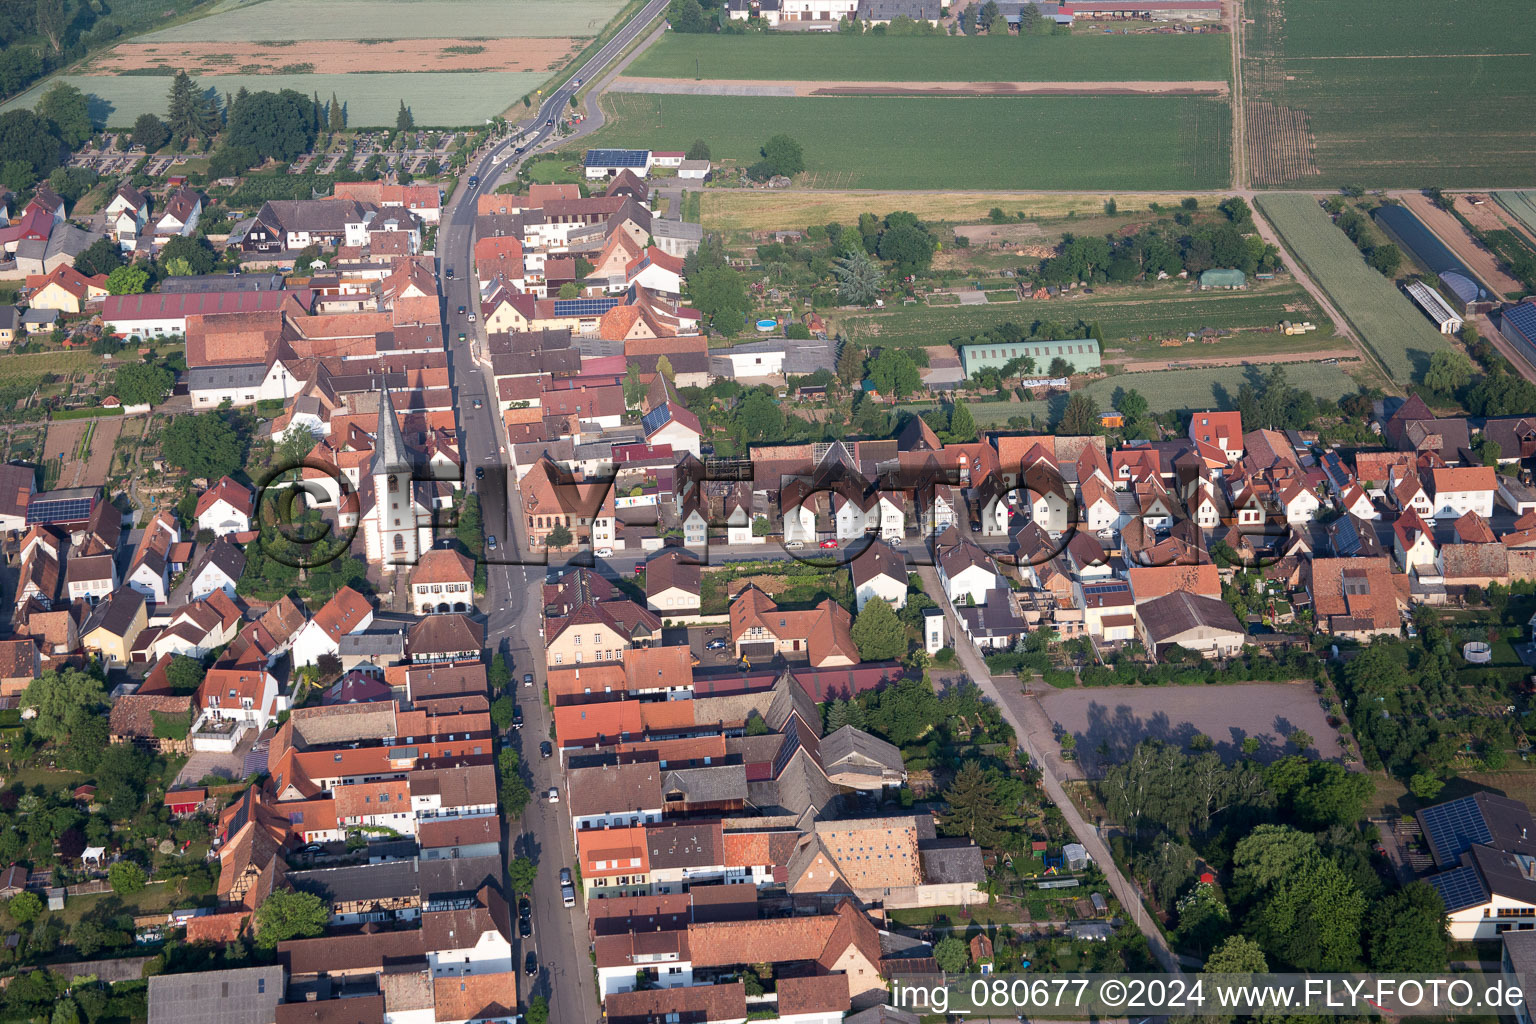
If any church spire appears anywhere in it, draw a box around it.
[370,383,410,476]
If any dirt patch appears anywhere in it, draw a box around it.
[1117,348,1358,373]
[1458,194,1536,247]
[614,76,1228,97]
[87,37,577,75]
[43,416,122,489]
[1245,99,1320,187]
[1398,192,1526,298]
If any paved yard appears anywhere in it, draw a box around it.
[1035,681,1347,777]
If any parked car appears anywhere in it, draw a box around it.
[547,787,560,803]
[785,540,803,549]
[467,313,476,323]
[519,916,531,938]
[524,951,538,976]
[446,267,454,278]
[633,564,645,576]
[705,637,728,651]
[475,466,485,479]
[560,868,576,907]
[472,398,482,409]
[819,539,838,549]
[523,672,534,687]
[487,535,497,549]
[540,741,552,759]
[458,305,466,315]
[595,547,613,557]
[512,705,524,729]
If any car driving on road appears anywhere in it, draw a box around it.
[523,672,534,687]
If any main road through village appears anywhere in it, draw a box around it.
[431,3,1179,1017]
[433,2,669,1020]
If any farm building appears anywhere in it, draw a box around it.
[1199,269,1247,290]
[959,338,1101,378]
[996,2,1076,26]
[1404,280,1464,335]
[1066,0,1222,19]
[1371,204,1485,308]
[584,149,652,180]
[712,340,786,379]
[1500,302,1536,368]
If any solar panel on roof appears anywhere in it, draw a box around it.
[1085,581,1129,593]
[641,406,672,436]
[584,150,648,168]
[26,496,93,525]
[1421,795,1493,865]
[552,298,619,317]
[1506,303,1536,343]
[1427,865,1487,912]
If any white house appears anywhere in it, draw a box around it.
[625,248,685,295]
[104,184,149,251]
[291,586,374,667]
[154,188,203,244]
[1393,508,1440,575]
[714,342,786,379]
[935,527,1003,607]
[1430,466,1497,520]
[195,476,254,536]
[850,540,908,612]
[188,538,245,600]
[64,553,117,605]
[423,903,514,978]
[1420,793,1536,942]
[642,402,703,458]
[1278,481,1321,524]
[1337,483,1379,520]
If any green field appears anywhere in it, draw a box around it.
[627,32,1232,82]
[2,71,547,127]
[837,282,1332,359]
[141,0,623,40]
[1255,194,1452,385]
[1244,0,1536,187]
[902,361,1362,422]
[1496,192,1536,238]
[591,93,1230,190]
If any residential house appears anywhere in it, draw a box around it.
[125,511,181,605]
[408,613,484,663]
[188,537,246,600]
[291,586,374,666]
[81,587,148,665]
[1393,508,1441,575]
[1430,466,1497,520]
[196,476,254,536]
[1419,792,1536,941]
[850,539,908,612]
[518,456,616,551]
[154,187,203,244]
[1136,591,1245,661]
[1188,410,1244,462]
[26,265,108,313]
[64,552,117,605]
[730,585,858,667]
[644,548,702,616]
[411,548,476,614]
[1310,556,1405,639]
[104,184,150,250]
[935,527,1003,607]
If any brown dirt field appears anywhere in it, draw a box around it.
[86,38,576,75]
[44,417,122,489]
[1118,348,1359,373]
[1397,192,1526,298]
[1458,194,1536,249]
[615,76,1227,97]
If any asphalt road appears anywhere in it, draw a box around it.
[431,1,669,1019]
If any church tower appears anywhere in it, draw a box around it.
[372,385,418,572]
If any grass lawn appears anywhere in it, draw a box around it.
[526,158,585,185]
[628,32,1232,82]
[1244,0,1536,186]
[700,191,1176,233]
[834,280,1334,358]
[590,93,1230,190]
[54,880,184,930]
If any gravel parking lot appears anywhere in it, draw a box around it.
[1036,681,1347,776]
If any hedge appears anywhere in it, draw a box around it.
[52,407,125,420]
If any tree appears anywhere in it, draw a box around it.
[490,695,516,731]
[876,223,935,275]
[105,265,150,296]
[165,655,206,694]
[0,48,43,99]
[34,0,68,53]
[547,523,573,549]
[159,235,218,275]
[167,71,210,146]
[6,890,42,925]
[688,265,749,334]
[623,364,647,408]
[734,390,783,441]
[0,109,62,189]
[395,100,414,132]
[328,92,345,131]
[1367,244,1402,277]
[1204,934,1268,973]
[933,935,967,973]
[667,0,710,32]
[1232,825,1365,971]
[836,338,864,385]
[113,363,174,406]
[753,134,804,179]
[832,248,884,304]
[161,413,245,480]
[108,861,146,895]
[977,0,1000,30]
[73,235,124,278]
[1016,2,1040,31]
[1060,391,1100,435]
[867,348,922,398]
[228,88,318,162]
[488,653,511,691]
[948,401,977,442]
[1408,771,1443,801]
[851,598,906,662]
[1423,349,1473,396]
[22,668,107,743]
[507,856,538,895]
[36,83,93,150]
[686,138,710,161]
[1367,882,1447,971]
[525,996,550,1024]
[938,761,1007,849]
[254,890,329,947]
[1287,729,1313,753]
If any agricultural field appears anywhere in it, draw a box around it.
[591,93,1231,190]
[699,191,1178,233]
[3,71,547,126]
[900,360,1362,422]
[835,281,1332,360]
[3,0,626,127]
[1243,0,1536,186]
[1256,193,1453,384]
[1496,192,1536,238]
[626,32,1232,82]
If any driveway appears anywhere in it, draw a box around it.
[1036,681,1348,777]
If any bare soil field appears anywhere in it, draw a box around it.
[86,38,577,75]
[1397,192,1526,297]
[1458,194,1536,249]
[1117,347,1359,373]
[43,417,122,489]
[700,191,1185,234]
[615,76,1229,97]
